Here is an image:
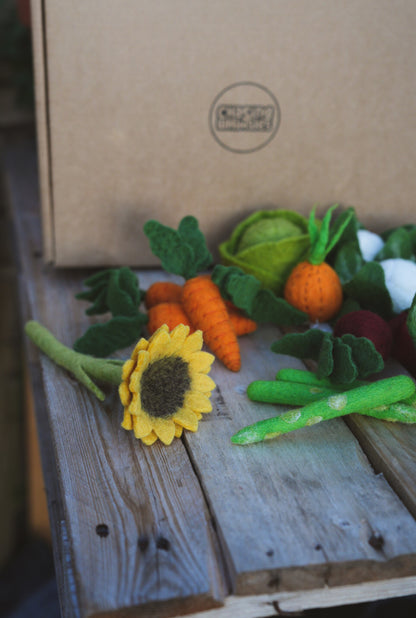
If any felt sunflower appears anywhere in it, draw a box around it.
[119,323,215,445]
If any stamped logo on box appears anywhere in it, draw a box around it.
[209,82,280,154]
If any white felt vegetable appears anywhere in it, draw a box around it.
[380,258,416,313]
[357,229,385,262]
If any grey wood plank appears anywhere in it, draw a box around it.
[184,328,416,595]
[4,136,228,617]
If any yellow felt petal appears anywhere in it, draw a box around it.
[128,392,143,416]
[131,337,149,361]
[174,424,183,438]
[121,410,133,430]
[147,328,172,359]
[141,431,158,446]
[132,413,154,439]
[165,323,190,354]
[129,351,150,391]
[119,382,131,407]
[192,373,216,394]
[181,330,203,357]
[188,350,215,373]
[121,359,135,382]
[173,407,199,431]
[152,418,176,445]
[185,391,212,413]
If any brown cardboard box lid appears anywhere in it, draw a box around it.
[32,0,416,266]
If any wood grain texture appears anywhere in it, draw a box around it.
[4,134,416,616]
[4,136,227,617]
[184,327,416,595]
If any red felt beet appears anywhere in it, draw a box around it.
[333,310,393,360]
[389,311,416,376]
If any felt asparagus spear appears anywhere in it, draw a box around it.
[232,375,416,444]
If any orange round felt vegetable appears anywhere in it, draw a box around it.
[284,261,343,322]
[284,205,353,322]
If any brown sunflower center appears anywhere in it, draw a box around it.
[140,355,191,418]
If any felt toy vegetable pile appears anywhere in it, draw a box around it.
[142,215,307,371]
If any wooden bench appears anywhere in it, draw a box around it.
[3,133,416,617]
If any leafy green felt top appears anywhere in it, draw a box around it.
[143,216,213,279]
[211,265,308,326]
[308,205,354,265]
[271,328,384,384]
[74,267,148,356]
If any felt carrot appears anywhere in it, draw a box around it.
[145,281,183,308]
[181,274,241,371]
[143,216,253,371]
[147,302,194,334]
[284,205,353,322]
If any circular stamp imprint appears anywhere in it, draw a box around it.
[209,81,281,154]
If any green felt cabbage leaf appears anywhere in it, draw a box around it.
[218,209,311,295]
[343,262,393,319]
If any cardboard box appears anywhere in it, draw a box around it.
[31,0,416,267]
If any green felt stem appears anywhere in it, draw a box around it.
[232,375,416,444]
[275,368,369,389]
[25,321,124,401]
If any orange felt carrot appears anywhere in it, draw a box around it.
[181,275,241,371]
[145,281,183,308]
[284,205,353,322]
[147,302,194,335]
[227,305,258,336]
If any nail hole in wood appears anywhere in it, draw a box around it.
[267,576,280,589]
[368,532,384,550]
[156,536,170,551]
[96,524,109,537]
[315,543,322,551]
[266,549,274,557]
[138,535,149,552]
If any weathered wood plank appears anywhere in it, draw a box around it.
[183,329,416,595]
[4,136,228,617]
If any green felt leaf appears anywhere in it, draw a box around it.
[73,314,148,357]
[343,261,393,319]
[143,219,195,279]
[250,289,308,325]
[340,334,384,377]
[375,228,413,261]
[178,216,213,273]
[316,334,334,379]
[77,267,143,318]
[407,293,416,349]
[106,268,141,317]
[326,207,355,255]
[271,328,384,385]
[333,240,364,284]
[271,328,325,360]
[308,204,352,265]
[331,338,358,384]
[211,264,307,325]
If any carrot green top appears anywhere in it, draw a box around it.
[144,216,213,280]
[308,204,354,265]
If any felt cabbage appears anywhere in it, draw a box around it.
[218,209,310,295]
